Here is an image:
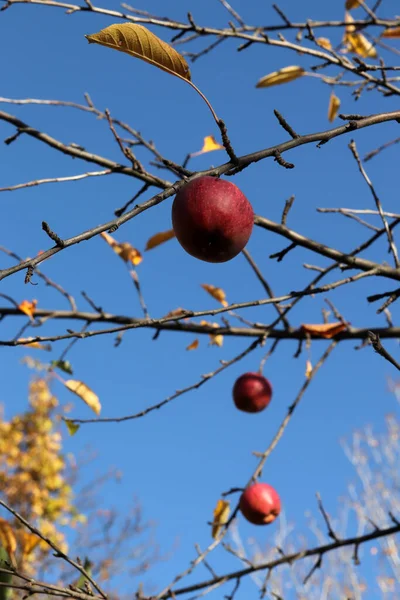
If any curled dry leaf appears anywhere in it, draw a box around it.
[344,32,377,58]
[256,66,305,88]
[100,232,142,266]
[201,284,228,306]
[382,27,400,38]
[64,380,101,415]
[86,24,191,82]
[18,299,37,320]
[186,339,199,351]
[305,359,313,380]
[200,320,224,347]
[17,338,50,350]
[211,499,230,539]
[316,37,332,50]
[118,243,142,266]
[191,135,224,157]
[301,322,347,339]
[328,92,341,122]
[163,307,190,320]
[145,229,176,251]
[343,16,377,58]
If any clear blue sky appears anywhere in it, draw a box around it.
[1,0,400,597]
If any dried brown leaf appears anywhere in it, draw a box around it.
[382,27,400,38]
[117,242,143,266]
[17,338,50,350]
[100,233,142,266]
[200,320,224,347]
[256,66,305,88]
[201,284,228,307]
[145,229,176,251]
[316,37,332,50]
[18,299,37,320]
[186,339,199,351]
[163,307,189,320]
[328,92,341,122]
[345,0,361,9]
[301,322,347,339]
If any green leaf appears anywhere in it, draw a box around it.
[51,360,73,375]
[0,547,13,600]
[73,558,93,590]
[64,419,80,436]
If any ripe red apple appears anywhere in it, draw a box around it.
[232,372,272,413]
[171,176,254,263]
[239,482,281,525]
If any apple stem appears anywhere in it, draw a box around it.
[186,80,239,164]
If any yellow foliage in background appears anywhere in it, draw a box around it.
[0,378,83,572]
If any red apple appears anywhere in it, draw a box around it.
[232,372,272,413]
[171,176,254,263]
[239,482,281,525]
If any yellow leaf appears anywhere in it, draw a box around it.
[256,66,305,88]
[18,299,37,319]
[344,32,377,58]
[145,229,176,251]
[100,233,142,266]
[186,339,199,351]
[200,320,224,347]
[345,0,361,8]
[64,380,101,415]
[305,359,313,379]
[382,27,400,38]
[100,231,117,247]
[192,135,224,157]
[316,37,332,50]
[17,531,40,557]
[86,24,191,82]
[300,322,347,339]
[344,11,356,33]
[211,333,224,347]
[211,499,230,539]
[0,519,17,566]
[16,338,50,350]
[117,243,142,266]
[328,92,341,122]
[201,284,228,307]
[163,307,189,320]
[64,419,80,436]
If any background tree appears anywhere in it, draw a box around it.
[0,0,400,598]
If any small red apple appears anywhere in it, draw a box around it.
[239,482,281,525]
[171,176,254,263]
[232,372,272,413]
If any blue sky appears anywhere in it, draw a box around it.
[1,0,400,597]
